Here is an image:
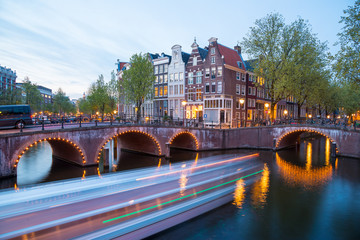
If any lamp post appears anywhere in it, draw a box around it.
[283,109,288,124]
[182,100,187,127]
[239,98,245,127]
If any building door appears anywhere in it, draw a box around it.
[220,110,225,123]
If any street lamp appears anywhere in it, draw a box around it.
[283,109,288,123]
[182,100,187,127]
[239,99,245,127]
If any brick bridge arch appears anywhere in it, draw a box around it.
[95,129,162,164]
[168,131,199,151]
[275,128,337,150]
[12,137,86,176]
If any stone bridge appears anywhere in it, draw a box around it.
[0,125,359,178]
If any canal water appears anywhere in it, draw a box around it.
[0,136,359,239]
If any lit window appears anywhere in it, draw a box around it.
[155,87,158,97]
[196,88,202,101]
[217,67,222,76]
[159,86,163,96]
[164,86,168,96]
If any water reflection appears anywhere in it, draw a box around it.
[251,164,270,208]
[17,141,52,186]
[233,179,245,209]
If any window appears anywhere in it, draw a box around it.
[196,88,202,101]
[154,66,158,74]
[155,87,158,97]
[164,74,168,83]
[236,84,240,95]
[242,73,246,82]
[164,86,168,96]
[159,65,163,74]
[236,72,240,80]
[236,98,240,109]
[241,85,246,95]
[174,85,178,95]
[248,87,252,95]
[188,72,193,84]
[211,67,216,79]
[253,87,256,96]
[174,73,179,81]
[205,68,210,78]
[180,85,184,94]
[217,82,222,93]
[205,83,210,93]
[179,72,183,81]
[164,64,168,73]
[155,76,158,83]
[169,86,173,95]
[248,99,251,107]
[159,75,163,84]
[159,86,163,96]
[193,56,197,66]
[247,109,252,120]
[212,82,216,93]
[211,48,215,55]
[211,56,215,64]
[169,74,174,82]
[196,71,202,84]
[217,67,222,76]
[188,88,195,101]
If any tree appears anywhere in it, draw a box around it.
[87,74,111,121]
[340,82,360,121]
[242,13,330,121]
[53,88,75,115]
[121,53,155,122]
[333,0,360,84]
[0,87,22,105]
[21,77,43,112]
[77,98,92,115]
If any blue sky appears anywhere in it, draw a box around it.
[0,0,354,99]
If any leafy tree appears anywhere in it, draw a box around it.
[87,74,111,121]
[340,83,360,121]
[121,53,155,122]
[333,0,360,84]
[107,70,118,118]
[77,98,92,115]
[21,77,43,111]
[242,13,330,121]
[53,88,76,115]
[0,87,22,105]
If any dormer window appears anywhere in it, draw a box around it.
[237,61,242,68]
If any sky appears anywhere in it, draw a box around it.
[0,0,354,99]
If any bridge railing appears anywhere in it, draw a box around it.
[19,115,359,132]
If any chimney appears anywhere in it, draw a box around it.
[234,45,241,54]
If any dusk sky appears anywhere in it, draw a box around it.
[0,0,354,99]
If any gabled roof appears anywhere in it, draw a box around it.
[181,52,190,64]
[217,44,246,71]
[198,47,208,60]
[119,62,128,71]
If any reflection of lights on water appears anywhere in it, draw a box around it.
[325,138,330,166]
[14,183,19,191]
[306,142,312,171]
[335,158,338,170]
[81,170,86,180]
[251,164,270,208]
[233,179,245,209]
[276,153,332,188]
[157,158,162,168]
[97,168,102,178]
[179,172,189,196]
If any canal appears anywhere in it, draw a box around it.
[0,136,359,239]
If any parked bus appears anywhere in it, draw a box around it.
[0,105,33,129]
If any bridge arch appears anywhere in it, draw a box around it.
[275,128,337,151]
[95,130,162,163]
[13,137,86,173]
[168,131,199,151]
